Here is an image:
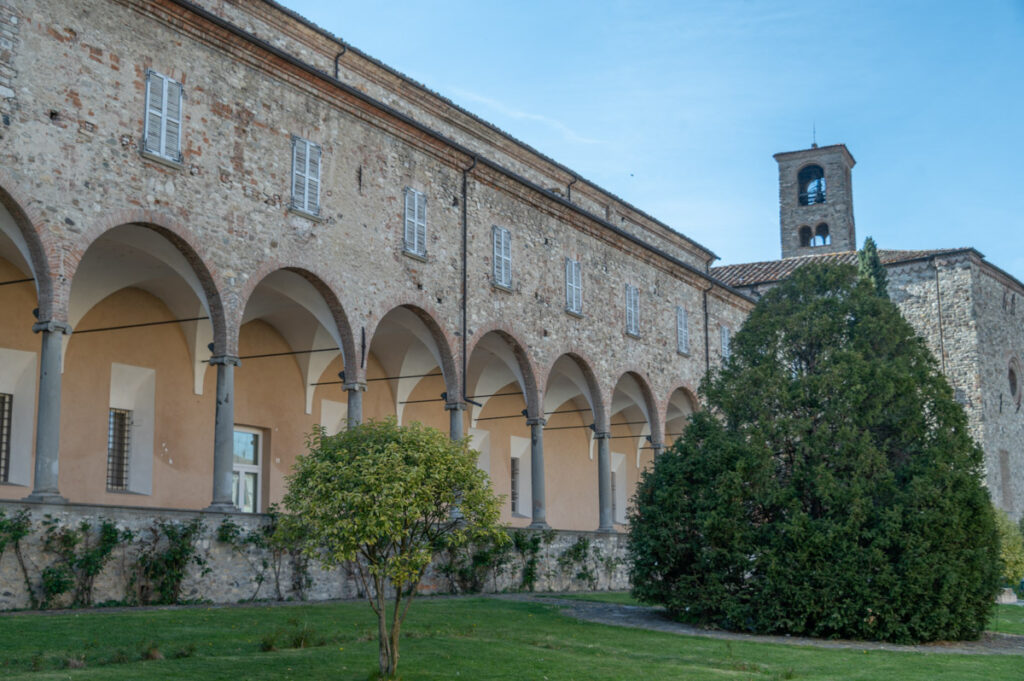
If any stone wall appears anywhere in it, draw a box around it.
[973,264,1024,518]
[0,500,630,611]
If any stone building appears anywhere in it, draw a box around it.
[714,144,1024,520]
[0,0,754,533]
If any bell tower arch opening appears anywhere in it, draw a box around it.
[775,144,856,259]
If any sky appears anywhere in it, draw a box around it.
[281,0,1024,279]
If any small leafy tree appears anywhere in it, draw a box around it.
[995,509,1024,590]
[284,418,506,679]
[629,263,999,643]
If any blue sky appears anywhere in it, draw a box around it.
[282,1,1023,279]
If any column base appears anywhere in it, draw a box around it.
[22,491,68,504]
[204,502,239,513]
[527,521,550,530]
[596,525,617,534]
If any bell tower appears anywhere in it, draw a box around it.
[774,144,856,259]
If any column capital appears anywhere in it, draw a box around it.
[445,401,466,412]
[209,355,241,367]
[592,431,612,440]
[32,320,72,335]
[525,417,547,427]
[342,381,367,392]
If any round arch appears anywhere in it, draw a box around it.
[0,178,55,316]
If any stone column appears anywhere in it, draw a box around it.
[595,431,614,532]
[652,443,665,457]
[207,355,240,512]
[445,401,466,441]
[24,320,72,503]
[343,381,366,428]
[526,417,548,529]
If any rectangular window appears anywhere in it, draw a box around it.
[676,306,690,354]
[403,187,427,256]
[0,393,11,484]
[290,136,322,216]
[142,70,183,163]
[232,428,262,513]
[565,257,582,314]
[625,284,640,336]
[510,456,520,515]
[106,408,132,491]
[492,225,512,288]
[721,325,731,360]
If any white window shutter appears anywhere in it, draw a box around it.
[404,188,415,250]
[144,70,164,155]
[565,258,573,310]
[307,142,321,214]
[492,226,501,283]
[677,306,689,354]
[501,228,511,286]
[415,191,427,254]
[164,79,182,161]
[292,138,306,211]
[573,260,580,312]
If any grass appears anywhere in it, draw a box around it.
[0,598,1019,680]
[988,604,1024,635]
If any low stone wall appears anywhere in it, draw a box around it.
[0,501,629,611]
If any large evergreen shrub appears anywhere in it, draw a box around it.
[629,263,1000,643]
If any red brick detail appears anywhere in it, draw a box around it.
[464,323,542,418]
[0,170,58,319]
[236,259,358,372]
[537,349,608,431]
[68,209,230,349]
[363,297,460,395]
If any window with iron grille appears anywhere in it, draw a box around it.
[492,225,512,288]
[0,393,11,484]
[625,284,640,336]
[142,70,183,163]
[565,257,582,314]
[676,306,690,354]
[107,408,132,491]
[291,136,322,216]
[510,456,520,515]
[403,187,427,256]
[721,325,731,360]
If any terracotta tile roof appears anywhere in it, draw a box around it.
[711,248,973,288]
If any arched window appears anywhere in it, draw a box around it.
[799,226,812,247]
[798,165,826,206]
[811,223,831,247]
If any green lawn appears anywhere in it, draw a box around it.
[0,598,1020,680]
[988,604,1024,635]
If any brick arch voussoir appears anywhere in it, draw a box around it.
[237,258,358,375]
[364,297,460,398]
[69,209,230,352]
[465,322,542,418]
[0,172,58,319]
[539,345,608,431]
[607,366,663,446]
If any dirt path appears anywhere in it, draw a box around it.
[517,596,1024,657]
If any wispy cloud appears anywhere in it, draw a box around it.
[450,88,605,146]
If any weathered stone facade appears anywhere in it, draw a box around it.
[0,0,752,539]
[717,144,1024,521]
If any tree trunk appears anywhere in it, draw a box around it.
[375,578,392,678]
[388,613,401,678]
